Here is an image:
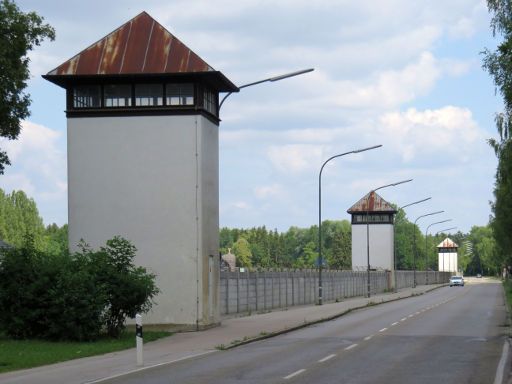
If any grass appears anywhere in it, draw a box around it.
[0,331,171,374]
[503,280,512,311]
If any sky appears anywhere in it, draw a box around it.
[0,0,503,234]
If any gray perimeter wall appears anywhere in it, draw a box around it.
[220,270,451,316]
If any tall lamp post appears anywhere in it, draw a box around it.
[412,211,444,287]
[317,144,383,305]
[393,197,431,292]
[435,227,457,273]
[219,68,315,110]
[366,179,412,298]
[425,219,452,284]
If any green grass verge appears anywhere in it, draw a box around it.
[504,280,512,311]
[0,331,172,374]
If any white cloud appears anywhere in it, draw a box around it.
[254,184,285,199]
[267,144,324,173]
[378,106,483,162]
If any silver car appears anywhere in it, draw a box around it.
[449,276,464,287]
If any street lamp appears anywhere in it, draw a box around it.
[412,211,444,287]
[425,219,452,284]
[435,227,457,273]
[317,144,383,305]
[366,178,413,298]
[393,197,431,292]
[219,68,315,110]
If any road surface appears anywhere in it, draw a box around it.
[105,278,507,384]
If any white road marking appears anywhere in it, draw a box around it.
[364,335,373,341]
[494,341,510,384]
[284,369,306,380]
[379,328,388,332]
[401,318,407,321]
[318,354,337,363]
[415,312,420,315]
[84,350,216,384]
[345,344,358,350]
[408,314,414,318]
[391,322,398,326]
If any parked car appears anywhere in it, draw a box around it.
[449,276,464,287]
[476,274,482,278]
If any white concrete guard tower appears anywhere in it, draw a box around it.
[44,12,238,329]
[347,192,397,270]
[437,238,458,274]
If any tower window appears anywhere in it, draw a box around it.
[73,85,101,108]
[166,83,194,106]
[351,213,393,224]
[104,84,132,107]
[135,84,163,106]
[203,88,217,115]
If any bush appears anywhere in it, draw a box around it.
[82,237,159,337]
[0,236,159,340]
[0,238,105,340]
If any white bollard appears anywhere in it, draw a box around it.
[136,314,143,366]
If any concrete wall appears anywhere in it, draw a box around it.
[438,252,458,273]
[351,224,394,270]
[220,270,451,316]
[67,115,219,328]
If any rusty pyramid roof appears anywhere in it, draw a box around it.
[44,12,237,91]
[437,238,458,248]
[347,191,397,213]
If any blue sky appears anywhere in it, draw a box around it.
[1,0,502,234]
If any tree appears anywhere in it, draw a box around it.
[0,0,55,173]
[232,237,252,268]
[484,0,512,265]
[325,220,351,269]
[0,189,46,248]
[328,230,351,269]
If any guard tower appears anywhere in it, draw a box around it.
[347,191,397,270]
[437,238,458,274]
[44,12,238,329]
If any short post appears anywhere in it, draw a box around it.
[136,314,143,366]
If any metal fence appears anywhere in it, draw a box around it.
[220,269,451,316]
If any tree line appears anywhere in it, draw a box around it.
[0,189,68,254]
[0,187,500,275]
[221,210,498,276]
[484,0,512,274]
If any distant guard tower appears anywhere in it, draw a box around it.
[44,12,238,329]
[437,238,458,274]
[347,191,397,270]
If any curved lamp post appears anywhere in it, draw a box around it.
[317,144,383,305]
[219,68,315,110]
[393,197,431,292]
[425,219,452,284]
[435,227,457,274]
[412,211,444,287]
[366,178,413,298]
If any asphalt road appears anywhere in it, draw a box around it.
[106,279,507,384]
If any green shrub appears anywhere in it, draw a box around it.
[81,237,160,338]
[0,238,105,340]
[0,236,159,341]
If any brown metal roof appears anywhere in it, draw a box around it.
[437,238,458,248]
[44,12,237,92]
[47,12,214,76]
[347,191,397,214]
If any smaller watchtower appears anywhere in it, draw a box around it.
[437,238,458,273]
[347,191,397,270]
